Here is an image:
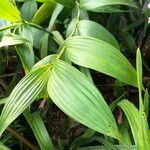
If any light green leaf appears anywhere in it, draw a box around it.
[24,110,54,150]
[21,0,37,21]
[75,20,119,49]
[0,0,22,22]
[117,100,139,145]
[144,89,149,117]
[79,0,137,11]
[0,65,51,135]
[32,54,56,70]
[64,36,137,87]
[32,3,56,24]
[136,49,150,149]
[0,32,29,48]
[0,22,22,32]
[0,142,10,150]
[47,60,120,139]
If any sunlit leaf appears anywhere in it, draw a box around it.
[48,60,120,139]
[64,36,137,87]
[0,0,22,22]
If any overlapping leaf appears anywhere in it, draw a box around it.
[0,32,29,48]
[24,111,54,150]
[47,60,120,139]
[64,36,138,87]
[21,0,37,21]
[79,0,137,12]
[32,3,56,24]
[15,24,34,73]
[75,20,119,49]
[0,65,51,135]
[117,100,139,145]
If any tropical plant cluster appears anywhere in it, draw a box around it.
[0,0,150,149]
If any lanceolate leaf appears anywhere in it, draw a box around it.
[32,3,56,24]
[64,36,138,87]
[117,100,139,145]
[24,110,54,150]
[0,65,51,135]
[0,0,22,22]
[75,20,119,49]
[79,0,137,11]
[136,49,150,149]
[21,0,37,21]
[0,32,29,48]
[15,24,34,73]
[47,60,120,139]
[79,145,137,150]
[37,0,74,7]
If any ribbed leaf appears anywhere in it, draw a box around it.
[21,0,37,21]
[32,54,56,70]
[15,24,34,73]
[75,20,119,49]
[64,36,137,87]
[0,65,51,135]
[0,32,29,48]
[47,60,120,139]
[79,0,137,11]
[117,100,139,145]
[0,0,22,22]
[32,3,56,24]
[79,145,137,150]
[24,110,54,150]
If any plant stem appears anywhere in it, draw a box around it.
[6,127,37,150]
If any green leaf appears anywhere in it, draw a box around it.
[78,145,137,150]
[21,0,37,21]
[32,54,56,70]
[79,0,137,11]
[0,32,29,48]
[136,48,143,94]
[75,20,119,49]
[0,65,51,135]
[55,0,74,7]
[47,60,120,139]
[15,24,34,73]
[144,89,149,117]
[0,0,22,22]
[0,142,10,150]
[117,100,139,145]
[136,49,150,149]
[0,22,22,32]
[37,0,74,7]
[64,36,137,87]
[32,3,56,24]
[24,110,54,150]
